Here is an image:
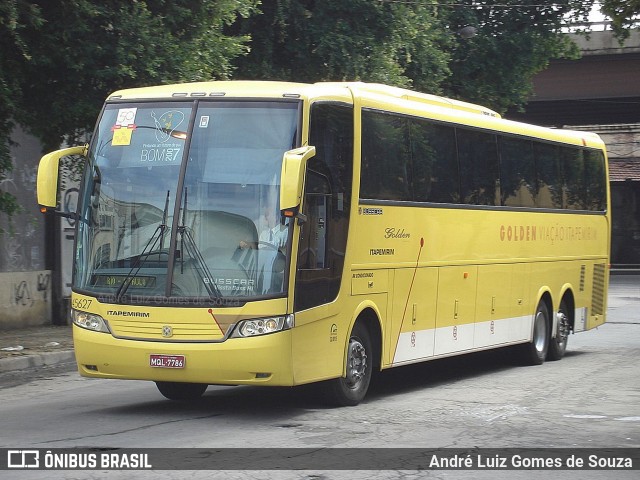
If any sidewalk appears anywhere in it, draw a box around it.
[0,324,75,373]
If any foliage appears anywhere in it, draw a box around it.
[15,0,258,150]
[0,0,42,218]
[600,0,640,40]
[231,0,452,93]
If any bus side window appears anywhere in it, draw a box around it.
[562,146,586,210]
[499,136,535,208]
[457,128,500,206]
[534,143,563,209]
[361,110,411,201]
[584,150,607,211]
[409,119,459,204]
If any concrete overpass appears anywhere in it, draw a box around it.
[508,28,640,127]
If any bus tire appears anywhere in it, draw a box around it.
[155,381,207,401]
[520,300,550,365]
[548,299,570,361]
[325,322,373,406]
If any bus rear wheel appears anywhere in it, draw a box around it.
[324,322,373,407]
[520,301,550,365]
[155,381,208,401]
[548,299,570,361]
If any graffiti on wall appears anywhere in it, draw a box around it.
[0,270,52,326]
[13,280,34,307]
[37,272,51,300]
[9,273,50,308]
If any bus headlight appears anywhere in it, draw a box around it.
[232,314,294,338]
[72,309,111,333]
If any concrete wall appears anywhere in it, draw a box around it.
[0,270,52,329]
[571,29,640,56]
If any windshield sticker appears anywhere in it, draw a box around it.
[199,115,210,128]
[152,110,186,142]
[112,126,134,146]
[112,108,138,146]
[140,144,182,164]
[116,108,137,127]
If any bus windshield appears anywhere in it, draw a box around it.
[75,100,300,303]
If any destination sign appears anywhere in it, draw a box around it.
[92,275,157,288]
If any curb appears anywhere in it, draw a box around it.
[0,350,76,374]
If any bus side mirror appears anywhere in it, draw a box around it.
[280,146,316,214]
[37,145,87,211]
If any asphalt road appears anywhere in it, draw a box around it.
[0,275,638,480]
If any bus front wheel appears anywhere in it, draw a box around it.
[325,322,373,407]
[520,301,550,365]
[155,381,208,401]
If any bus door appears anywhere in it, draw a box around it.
[290,103,354,384]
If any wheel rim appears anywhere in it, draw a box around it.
[533,311,547,353]
[345,337,368,389]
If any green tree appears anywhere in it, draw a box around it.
[441,0,589,113]
[0,0,42,217]
[17,0,257,150]
[0,0,256,217]
[601,0,640,40]
[232,0,451,93]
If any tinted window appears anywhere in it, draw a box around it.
[562,146,586,210]
[584,150,607,211]
[409,119,459,203]
[361,111,410,200]
[499,137,535,207]
[360,109,606,213]
[533,142,563,209]
[457,128,499,205]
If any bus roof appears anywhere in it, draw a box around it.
[339,82,502,118]
[107,81,340,101]
[108,80,500,117]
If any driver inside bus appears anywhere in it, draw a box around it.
[239,201,288,251]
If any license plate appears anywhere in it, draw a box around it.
[150,354,185,369]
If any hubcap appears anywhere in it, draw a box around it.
[345,338,367,388]
[534,311,547,353]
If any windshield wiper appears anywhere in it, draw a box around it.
[178,187,222,299]
[115,190,171,302]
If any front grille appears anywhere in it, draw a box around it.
[109,320,225,341]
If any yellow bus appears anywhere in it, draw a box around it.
[37,81,610,406]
